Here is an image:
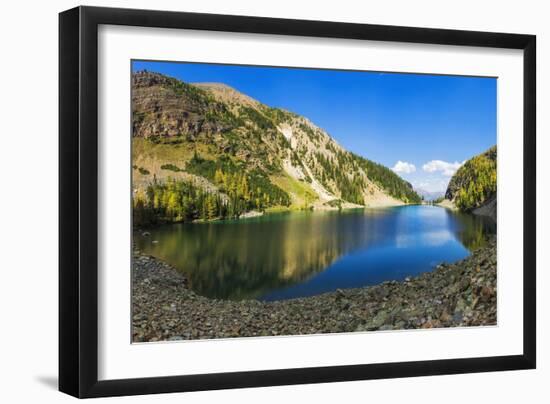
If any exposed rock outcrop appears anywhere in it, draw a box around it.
[472,195,497,220]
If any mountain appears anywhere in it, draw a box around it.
[131,71,421,224]
[415,188,445,202]
[444,146,496,219]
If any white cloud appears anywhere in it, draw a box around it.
[422,160,464,177]
[392,161,416,174]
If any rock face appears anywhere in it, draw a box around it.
[132,238,497,341]
[131,70,421,208]
[472,195,497,220]
[132,72,232,139]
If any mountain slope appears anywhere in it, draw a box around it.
[444,146,497,219]
[132,71,420,223]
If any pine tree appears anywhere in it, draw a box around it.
[206,194,217,219]
[166,192,179,218]
[214,168,224,185]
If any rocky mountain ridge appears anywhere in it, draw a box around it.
[132,70,421,220]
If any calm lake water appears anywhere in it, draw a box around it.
[134,205,495,301]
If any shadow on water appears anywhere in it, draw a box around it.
[134,205,495,301]
[449,209,496,252]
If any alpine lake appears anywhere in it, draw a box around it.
[134,205,495,301]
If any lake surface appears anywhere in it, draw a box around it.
[134,205,495,301]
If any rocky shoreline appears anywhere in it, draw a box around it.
[132,238,496,342]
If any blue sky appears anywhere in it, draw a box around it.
[133,60,496,193]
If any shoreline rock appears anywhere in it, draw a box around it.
[436,199,458,211]
[437,197,496,222]
[472,195,497,221]
[132,238,496,342]
[238,210,264,219]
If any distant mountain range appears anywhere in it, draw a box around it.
[414,188,445,202]
[131,71,421,223]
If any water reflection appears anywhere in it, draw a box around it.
[134,205,495,301]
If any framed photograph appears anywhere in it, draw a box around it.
[59,6,536,398]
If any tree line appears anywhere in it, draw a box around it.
[454,153,496,211]
[133,155,291,227]
[186,152,291,208]
[133,178,225,226]
[310,149,422,205]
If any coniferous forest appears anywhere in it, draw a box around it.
[445,146,497,212]
[132,71,422,226]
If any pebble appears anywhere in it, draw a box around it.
[132,237,497,341]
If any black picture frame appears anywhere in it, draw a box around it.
[59,5,536,398]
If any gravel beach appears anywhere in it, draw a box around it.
[132,238,496,342]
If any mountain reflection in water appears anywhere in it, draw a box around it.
[134,205,495,301]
